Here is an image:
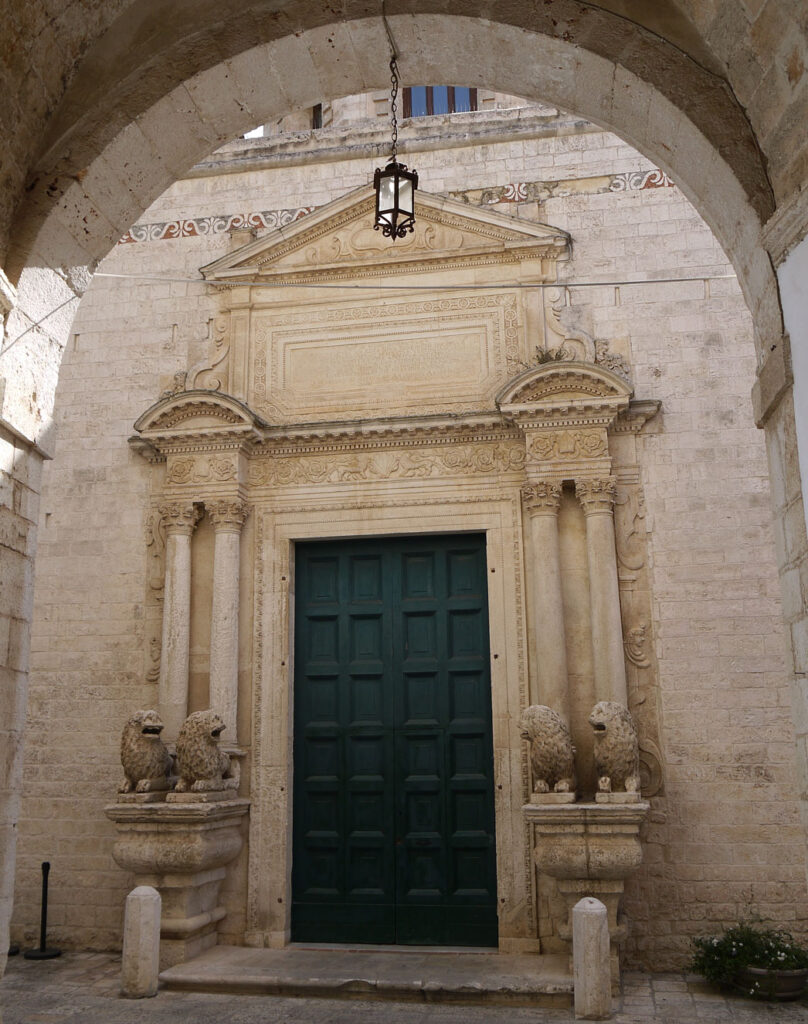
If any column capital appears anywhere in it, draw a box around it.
[207,499,250,532]
[158,501,202,535]
[521,481,562,515]
[575,476,617,515]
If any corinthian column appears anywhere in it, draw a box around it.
[575,477,628,706]
[157,502,201,741]
[522,481,570,719]
[207,500,249,746]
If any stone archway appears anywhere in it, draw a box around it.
[2,4,808,975]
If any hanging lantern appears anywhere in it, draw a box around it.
[374,159,418,239]
[374,34,417,240]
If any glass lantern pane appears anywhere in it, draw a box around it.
[398,178,413,214]
[379,175,396,211]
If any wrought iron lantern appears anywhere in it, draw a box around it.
[374,32,417,239]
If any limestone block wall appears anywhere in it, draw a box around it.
[10,107,808,965]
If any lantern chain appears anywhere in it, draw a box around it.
[389,54,399,163]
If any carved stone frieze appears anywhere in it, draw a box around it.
[527,429,608,461]
[206,499,250,532]
[167,454,238,485]
[575,476,617,514]
[158,502,202,535]
[248,442,526,487]
[521,481,562,515]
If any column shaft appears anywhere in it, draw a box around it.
[523,483,569,718]
[208,501,248,746]
[576,478,628,706]
[157,504,199,741]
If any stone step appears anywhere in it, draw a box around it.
[159,944,573,1007]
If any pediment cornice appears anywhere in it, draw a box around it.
[200,187,569,285]
[497,361,633,427]
[131,390,267,452]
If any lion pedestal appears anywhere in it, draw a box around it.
[105,798,249,968]
[524,801,649,986]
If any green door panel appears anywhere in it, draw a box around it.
[292,534,497,947]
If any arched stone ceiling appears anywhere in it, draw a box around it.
[2,0,804,357]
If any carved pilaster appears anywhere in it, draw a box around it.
[158,502,202,536]
[521,481,562,516]
[207,499,249,533]
[575,477,617,515]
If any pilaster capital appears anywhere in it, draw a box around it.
[521,481,562,515]
[207,499,250,532]
[158,501,202,535]
[575,476,617,515]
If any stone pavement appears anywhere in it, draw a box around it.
[3,951,808,1023]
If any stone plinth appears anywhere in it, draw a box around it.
[524,800,649,984]
[106,798,249,968]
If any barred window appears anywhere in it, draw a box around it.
[403,87,477,118]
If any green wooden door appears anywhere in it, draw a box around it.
[292,534,497,947]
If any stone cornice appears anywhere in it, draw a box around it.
[131,390,267,456]
[611,400,661,434]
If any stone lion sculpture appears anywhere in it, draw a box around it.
[119,709,172,793]
[519,705,576,794]
[174,710,238,793]
[589,700,640,793]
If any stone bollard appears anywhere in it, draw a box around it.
[121,885,161,998]
[573,896,611,1020]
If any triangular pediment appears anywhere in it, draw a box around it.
[132,390,266,446]
[200,186,569,282]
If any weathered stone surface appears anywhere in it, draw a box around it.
[121,886,161,998]
[573,897,611,1020]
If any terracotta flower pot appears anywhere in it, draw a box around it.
[737,966,808,1001]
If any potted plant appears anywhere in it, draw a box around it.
[691,922,808,1000]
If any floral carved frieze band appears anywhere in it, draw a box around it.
[528,430,608,461]
[168,455,238,484]
[248,442,526,487]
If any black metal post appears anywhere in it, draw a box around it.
[24,861,60,960]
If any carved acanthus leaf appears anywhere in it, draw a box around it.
[575,476,617,513]
[207,499,250,531]
[521,481,562,514]
[158,502,202,534]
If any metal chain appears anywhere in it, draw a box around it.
[389,54,399,162]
